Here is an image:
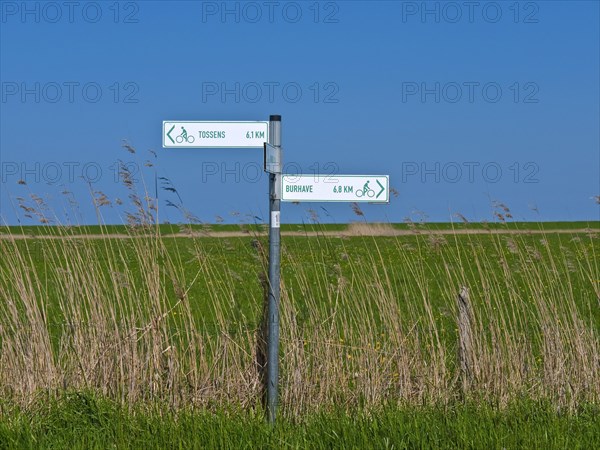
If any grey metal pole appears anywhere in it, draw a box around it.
[267,115,282,424]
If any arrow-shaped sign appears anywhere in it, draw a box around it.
[281,175,389,203]
[376,179,385,199]
[162,121,269,148]
[166,125,175,144]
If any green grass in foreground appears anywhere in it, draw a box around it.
[1,394,598,450]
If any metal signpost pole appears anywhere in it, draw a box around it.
[266,115,282,424]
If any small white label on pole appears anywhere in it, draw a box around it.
[271,211,280,228]
[163,121,268,148]
[281,175,389,203]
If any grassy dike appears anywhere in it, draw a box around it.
[1,394,599,449]
[1,220,598,236]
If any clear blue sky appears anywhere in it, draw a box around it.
[1,1,598,225]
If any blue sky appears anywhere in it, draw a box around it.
[1,1,598,225]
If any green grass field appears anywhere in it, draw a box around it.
[4,223,599,336]
[0,218,598,447]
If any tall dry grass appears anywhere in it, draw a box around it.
[0,158,598,416]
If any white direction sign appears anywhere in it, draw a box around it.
[163,121,268,148]
[281,175,389,203]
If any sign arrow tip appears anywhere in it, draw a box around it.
[166,125,175,144]
[376,180,385,199]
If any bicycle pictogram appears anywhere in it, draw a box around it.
[356,180,375,198]
[176,126,195,143]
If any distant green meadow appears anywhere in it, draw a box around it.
[2,222,598,338]
[1,220,598,236]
